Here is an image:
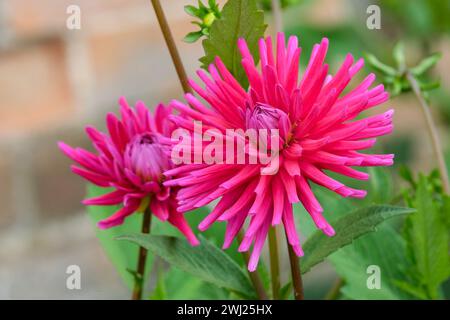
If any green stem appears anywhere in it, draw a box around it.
[406,71,450,194]
[286,238,304,300]
[132,206,152,300]
[237,231,269,300]
[268,227,281,299]
[150,0,192,94]
[325,277,344,300]
[271,0,283,34]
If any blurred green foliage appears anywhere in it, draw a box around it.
[401,170,450,299]
[379,0,450,38]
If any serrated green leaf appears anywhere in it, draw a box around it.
[365,53,397,76]
[117,234,255,298]
[403,175,450,299]
[300,205,414,274]
[200,0,267,87]
[411,53,442,76]
[329,226,414,299]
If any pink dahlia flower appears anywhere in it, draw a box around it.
[166,33,393,271]
[58,97,199,246]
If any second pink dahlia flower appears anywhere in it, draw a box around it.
[58,97,199,245]
[166,33,393,271]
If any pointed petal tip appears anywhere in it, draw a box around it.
[351,189,368,198]
[97,219,121,230]
[247,263,257,273]
[118,96,128,107]
[188,237,200,246]
[323,225,335,237]
[81,199,91,205]
[57,141,68,149]
[292,244,304,257]
[198,221,209,232]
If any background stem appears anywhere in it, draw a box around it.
[268,226,281,299]
[271,0,283,35]
[406,72,450,194]
[325,277,344,300]
[150,0,192,94]
[237,231,269,300]
[286,239,304,300]
[132,206,153,300]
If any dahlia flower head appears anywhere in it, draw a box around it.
[166,33,393,271]
[58,98,199,246]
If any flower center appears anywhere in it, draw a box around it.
[125,133,170,182]
[246,103,291,142]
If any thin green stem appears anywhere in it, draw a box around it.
[268,227,281,299]
[237,231,269,300]
[271,0,283,34]
[286,239,304,300]
[325,277,344,300]
[132,206,152,300]
[150,0,192,94]
[406,71,450,194]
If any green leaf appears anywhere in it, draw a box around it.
[419,80,440,91]
[200,0,267,87]
[411,53,442,76]
[403,175,450,299]
[184,31,204,43]
[365,53,397,76]
[117,234,256,298]
[162,266,230,299]
[300,205,414,274]
[329,226,414,299]
[184,5,201,18]
[368,167,394,204]
[393,280,429,300]
[280,282,293,300]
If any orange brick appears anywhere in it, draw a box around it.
[0,37,74,136]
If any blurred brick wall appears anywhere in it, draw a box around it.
[0,0,208,230]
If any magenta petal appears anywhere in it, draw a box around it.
[98,200,139,229]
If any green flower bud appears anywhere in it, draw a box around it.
[203,12,216,27]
